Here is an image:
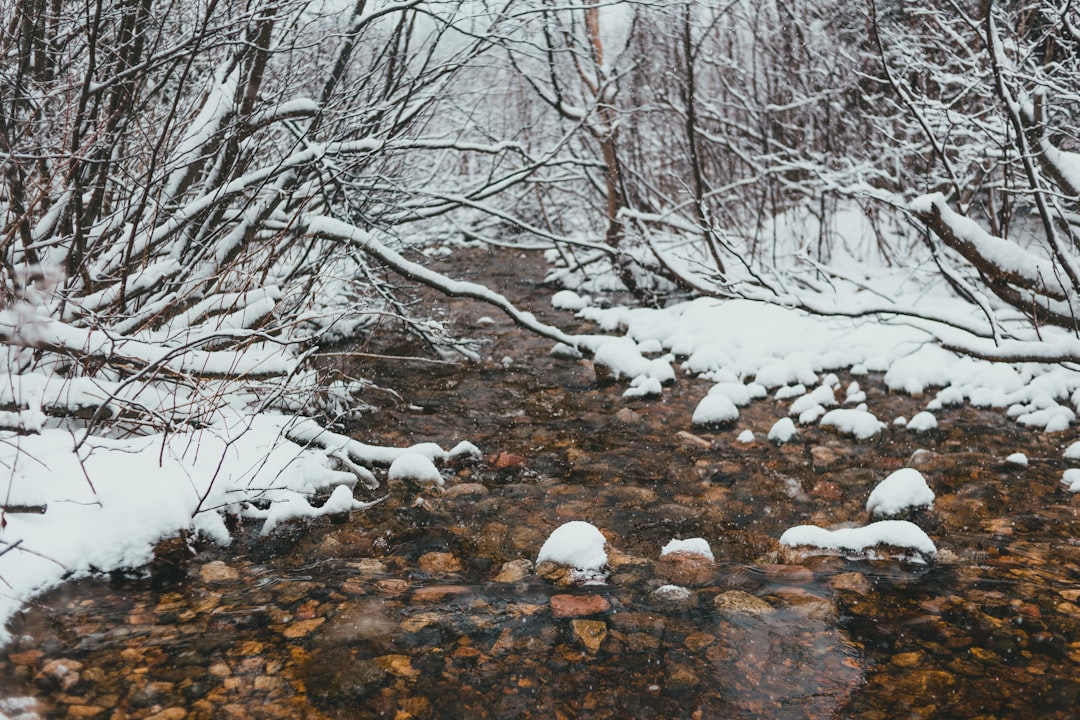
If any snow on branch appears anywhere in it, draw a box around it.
[909,193,1072,302]
[300,214,587,351]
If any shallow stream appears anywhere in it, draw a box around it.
[3,248,1080,719]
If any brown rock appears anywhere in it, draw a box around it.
[281,617,324,638]
[145,709,187,720]
[488,452,526,469]
[657,552,716,587]
[418,552,463,575]
[411,585,470,603]
[810,446,840,468]
[684,632,716,651]
[759,564,814,583]
[550,594,611,618]
[442,483,488,499]
[615,407,642,424]
[829,571,872,594]
[65,706,104,718]
[892,651,924,668]
[810,480,843,500]
[374,654,420,678]
[36,658,83,691]
[493,559,532,583]
[570,620,607,654]
[199,561,239,583]
[677,431,712,449]
[374,579,409,594]
[713,590,773,617]
[7,649,43,665]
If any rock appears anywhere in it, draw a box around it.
[829,571,872,594]
[418,551,463,575]
[374,654,420,678]
[145,709,187,720]
[550,594,611,618]
[570,619,607,653]
[892,651,924,668]
[657,552,716,587]
[488,452,526,469]
[651,584,697,611]
[684,632,715,651]
[676,431,712,449]
[281,617,324,638]
[810,480,843,500]
[494,559,532,583]
[65,705,105,718]
[442,483,488,499]
[615,407,642,424]
[810,446,840,468]
[35,658,83,691]
[713,590,773,617]
[199,561,239,583]
[7,649,43,665]
[349,558,388,575]
[411,585,470,603]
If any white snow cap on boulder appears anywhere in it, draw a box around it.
[536,521,608,572]
[780,520,937,557]
[692,393,739,425]
[388,452,444,486]
[660,537,714,561]
[768,417,798,443]
[866,468,934,516]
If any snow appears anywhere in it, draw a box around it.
[1065,441,1080,460]
[536,521,608,571]
[1006,452,1028,466]
[907,411,938,432]
[767,417,798,443]
[660,537,714,561]
[736,429,755,443]
[866,468,935,516]
[692,393,739,425]
[552,290,591,310]
[819,408,886,439]
[780,520,937,557]
[0,410,399,644]
[388,452,444,486]
[1063,469,1080,492]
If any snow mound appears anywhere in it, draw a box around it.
[1065,441,1080,460]
[866,468,934,516]
[624,376,663,399]
[552,290,591,311]
[819,408,886,439]
[780,520,937,557]
[789,384,836,416]
[1005,452,1028,466]
[388,452,443,486]
[767,417,798,443]
[536,521,608,571]
[692,393,739,425]
[907,411,938,432]
[660,537,714,561]
[736,429,755,444]
[708,382,767,406]
[1063,469,1080,492]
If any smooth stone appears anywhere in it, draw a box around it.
[550,594,611,618]
[713,590,774,617]
[198,561,239,583]
[570,619,607,653]
[494,559,532,583]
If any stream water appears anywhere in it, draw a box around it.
[2,248,1080,719]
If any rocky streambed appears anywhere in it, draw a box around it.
[3,248,1080,719]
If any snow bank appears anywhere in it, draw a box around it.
[388,452,444,486]
[866,468,935,516]
[780,520,937,557]
[767,417,798,443]
[536,521,608,572]
[0,410,429,644]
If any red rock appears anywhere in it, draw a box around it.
[488,452,526,469]
[411,585,471,603]
[549,593,611,618]
[657,552,717,587]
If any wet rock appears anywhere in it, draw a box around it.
[676,431,712,449]
[304,654,387,704]
[810,479,843,500]
[657,551,716,587]
[615,407,642,424]
[145,709,187,720]
[550,594,611,618]
[891,651,924,667]
[64,705,105,718]
[418,551,463,575]
[684,631,715,651]
[713,590,773,617]
[570,619,607,653]
[442,483,488,499]
[411,585,470,603]
[651,584,697,611]
[664,660,700,690]
[198,561,239,583]
[810,446,841,468]
[35,658,83,691]
[487,452,526,469]
[829,571,872,594]
[374,654,421,678]
[281,617,325,638]
[493,559,532,582]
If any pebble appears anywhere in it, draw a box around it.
[570,620,607,653]
[418,552,463,575]
[713,590,774,617]
[198,561,239,583]
[493,559,532,582]
[549,594,611,618]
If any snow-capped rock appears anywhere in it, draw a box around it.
[866,468,934,516]
[537,521,608,572]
